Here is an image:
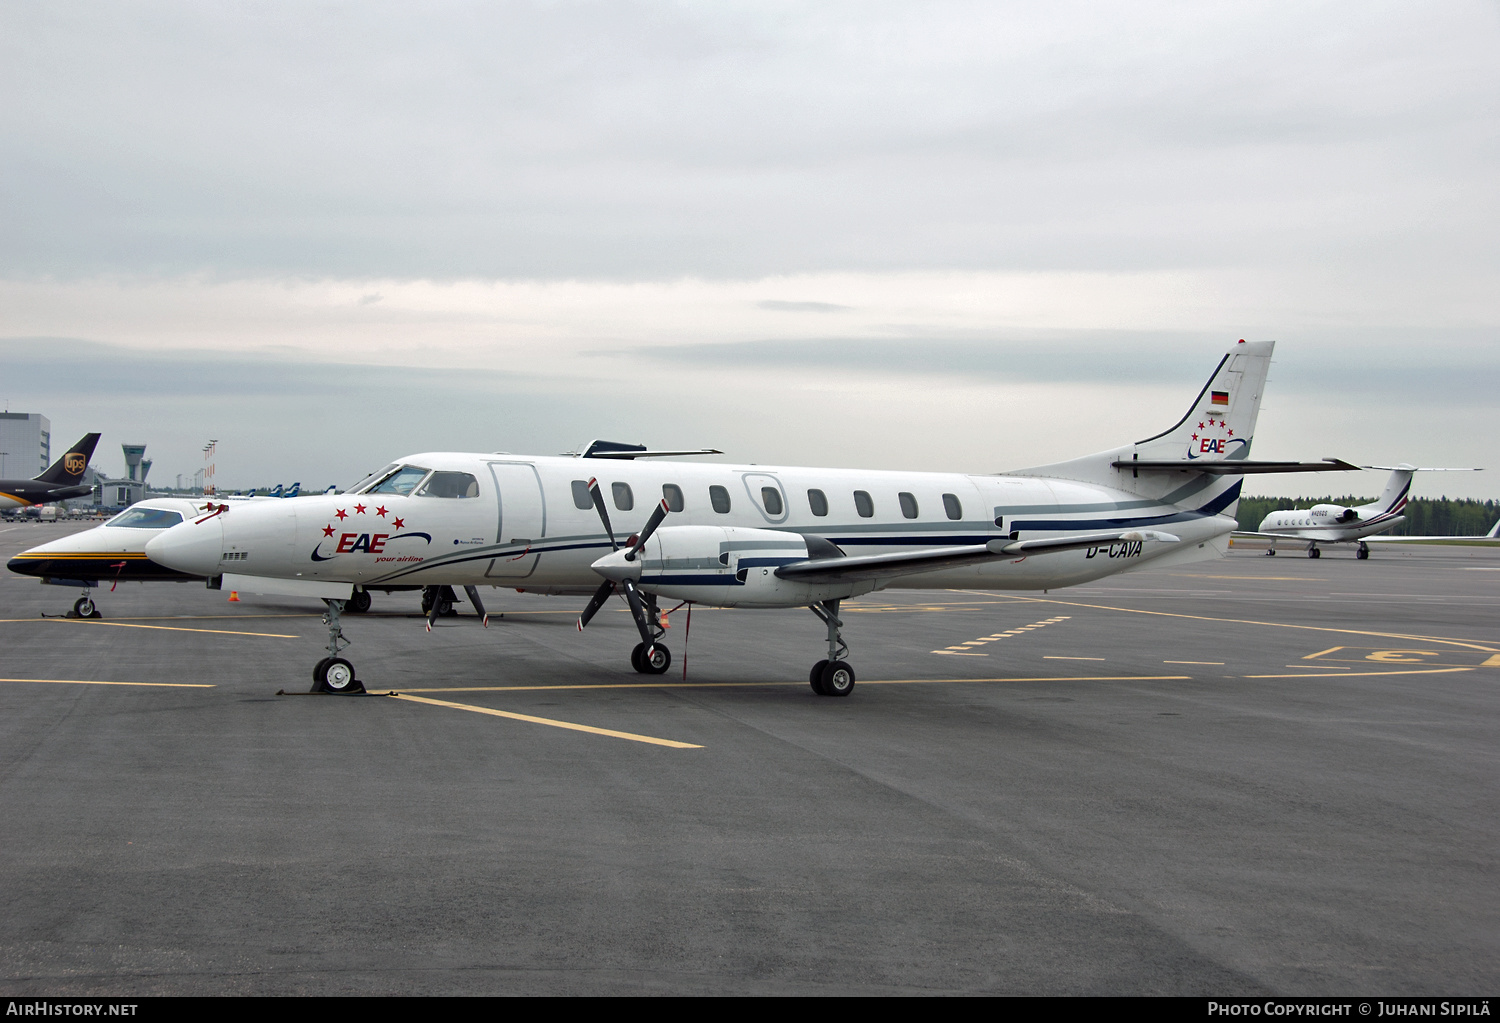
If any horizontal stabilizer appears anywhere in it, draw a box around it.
[1110,457,1360,475]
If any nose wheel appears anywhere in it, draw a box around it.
[311,598,364,693]
[72,595,101,619]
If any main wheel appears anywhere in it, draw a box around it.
[1265,549,1277,557]
[638,643,671,675]
[1356,545,1369,560]
[1307,547,1321,559]
[438,598,456,617]
[73,596,97,618]
[312,657,331,686]
[317,657,363,693]
[347,589,372,613]
[819,660,856,697]
[809,659,830,695]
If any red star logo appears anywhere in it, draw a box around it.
[1227,428,1234,437]
[1191,433,1199,440]
[354,503,367,514]
[335,508,347,520]
[1198,422,1204,429]
[376,506,388,517]
[322,524,335,537]
[392,517,405,529]
[1208,418,1217,427]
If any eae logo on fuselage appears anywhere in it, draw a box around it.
[336,532,390,554]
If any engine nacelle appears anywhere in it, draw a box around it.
[1310,504,1360,523]
[624,525,875,608]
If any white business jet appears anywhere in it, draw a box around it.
[144,339,1355,696]
[1240,465,1480,559]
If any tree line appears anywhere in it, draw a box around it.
[1235,496,1500,536]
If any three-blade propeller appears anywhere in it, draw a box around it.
[577,478,670,643]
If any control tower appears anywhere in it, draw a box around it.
[122,444,147,481]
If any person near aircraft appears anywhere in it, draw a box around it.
[1239,465,1481,559]
[139,339,1362,697]
[0,433,101,511]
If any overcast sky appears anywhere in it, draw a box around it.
[2,1,1497,500]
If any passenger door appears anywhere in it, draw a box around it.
[485,462,546,580]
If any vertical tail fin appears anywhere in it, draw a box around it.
[35,433,100,485]
[1006,340,1275,520]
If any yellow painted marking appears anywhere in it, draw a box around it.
[50,620,298,638]
[1044,655,1105,661]
[1165,660,1224,665]
[1284,664,1350,669]
[1246,667,1472,679]
[1484,654,1500,667]
[1365,650,1439,663]
[390,693,701,748]
[1169,573,1316,581]
[1304,646,1345,660]
[979,594,1500,654]
[397,675,1194,694]
[933,650,988,656]
[0,677,214,688]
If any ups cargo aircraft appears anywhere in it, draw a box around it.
[143,339,1356,697]
[1236,465,1482,559]
[0,433,101,511]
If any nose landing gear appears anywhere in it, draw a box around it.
[72,594,101,619]
[311,598,364,693]
[808,600,855,696]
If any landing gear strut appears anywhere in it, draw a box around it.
[311,597,363,693]
[1356,542,1370,560]
[808,599,855,697]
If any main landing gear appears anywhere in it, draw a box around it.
[1307,544,1321,559]
[807,599,854,697]
[1356,541,1370,560]
[1265,547,1277,557]
[421,584,491,630]
[311,597,364,694]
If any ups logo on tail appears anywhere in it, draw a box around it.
[64,452,86,475]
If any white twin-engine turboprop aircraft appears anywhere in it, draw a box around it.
[145,339,1355,696]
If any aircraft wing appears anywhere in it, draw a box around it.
[776,530,1180,583]
[1112,457,1360,475]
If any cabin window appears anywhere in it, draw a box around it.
[943,493,963,520]
[807,489,829,517]
[761,487,784,516]
[571,480,593,510]
[416,471,480,498]
[853,490,874,518]
[107,507,184,529]
[709,485,731,514]
[898,492,918,519]
[612,482,634,512]
[662,484,685,513]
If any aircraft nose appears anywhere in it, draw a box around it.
[145,516,224,576]
[589,549,641,583]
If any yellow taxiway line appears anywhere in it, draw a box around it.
[0,677,215,688]
[46,620,299,638]
[395,675,1196,695]
[390,693,702,748]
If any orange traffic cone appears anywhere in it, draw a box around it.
[228,591,240,601]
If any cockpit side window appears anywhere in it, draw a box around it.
[349,464,400,494]
[416,471,480,498]
[106,507,185,529]
[367,465,432,496]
